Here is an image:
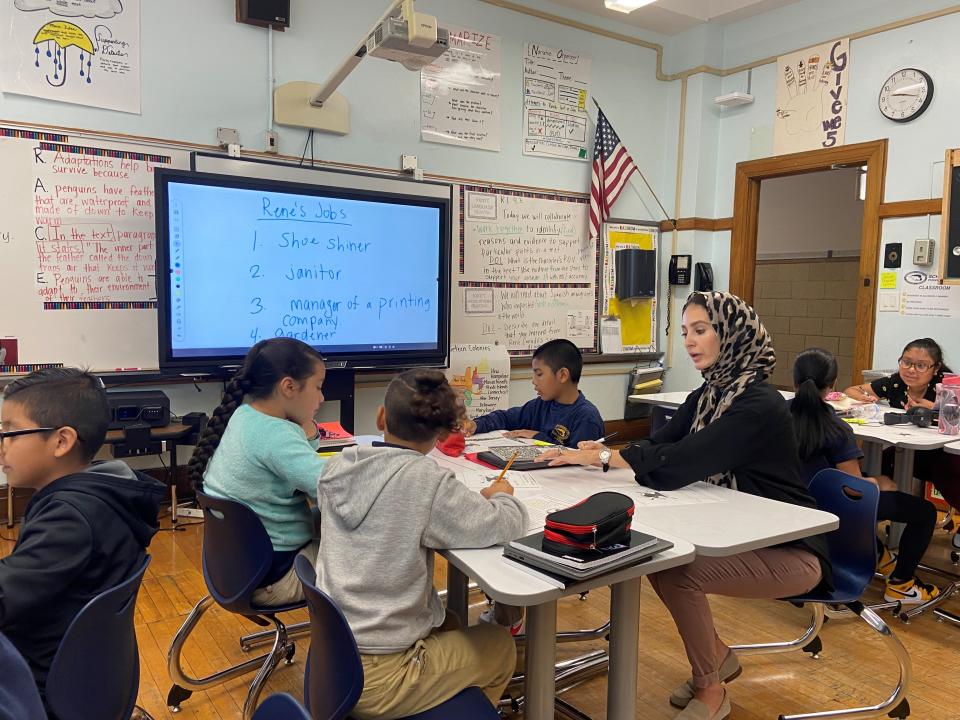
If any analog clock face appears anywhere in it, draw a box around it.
[878,68,933,123]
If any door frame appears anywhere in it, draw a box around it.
[729,139,888,384]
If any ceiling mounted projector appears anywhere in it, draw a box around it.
[274,0,450,135]
[366,15,449,71]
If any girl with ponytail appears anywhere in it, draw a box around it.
[791,348,940,605]
[190,337,327,605]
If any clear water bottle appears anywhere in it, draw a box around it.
[938,381,960,436]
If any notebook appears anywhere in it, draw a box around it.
[476,445,554,471]
[503,530,673,580]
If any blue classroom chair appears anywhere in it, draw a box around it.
[166,492,308,720]
[732,469,912,720]
[253,693,311,720]
[44,556,153,720]
[293,555,500,720]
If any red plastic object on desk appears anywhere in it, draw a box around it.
[435,431,466,457]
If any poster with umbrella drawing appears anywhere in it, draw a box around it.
[0,0,140,114]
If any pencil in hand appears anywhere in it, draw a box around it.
[496,450,521,482]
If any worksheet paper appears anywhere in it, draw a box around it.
[521,492,580,532]
[600,482,729,507]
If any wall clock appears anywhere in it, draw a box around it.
[878,68,933,123]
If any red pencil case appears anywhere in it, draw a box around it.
[542,492,634,555]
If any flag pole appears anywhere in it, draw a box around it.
[592,99,676,230]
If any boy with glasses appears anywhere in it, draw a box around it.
[0,368,164,707]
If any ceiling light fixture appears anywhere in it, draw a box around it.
[604,0,656,13]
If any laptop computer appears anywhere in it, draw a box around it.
[503,529,673,581]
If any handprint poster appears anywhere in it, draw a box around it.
[774,39,849,155]
[1,0,140,114]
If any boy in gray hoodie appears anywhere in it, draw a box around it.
[315,368,527,719]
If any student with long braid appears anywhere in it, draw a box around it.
[188,337,327,605]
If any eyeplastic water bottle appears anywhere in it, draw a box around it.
[937,376,960,436]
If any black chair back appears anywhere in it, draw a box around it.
[294,555,364,720]
[45,555,151,720]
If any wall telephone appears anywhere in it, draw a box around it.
[695,262,714,291]
[668,254,691,285]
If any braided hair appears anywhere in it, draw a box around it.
[188,338,325,489]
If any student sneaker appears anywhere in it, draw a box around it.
[478,608,525,637]
[876,547,898,578]
[884,577,941,605]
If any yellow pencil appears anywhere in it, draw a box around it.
[495,450,521,483]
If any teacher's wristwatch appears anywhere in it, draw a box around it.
[599,449,612,473]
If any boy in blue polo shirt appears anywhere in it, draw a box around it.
[462,339,603,448]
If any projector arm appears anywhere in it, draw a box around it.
[310,0,407,107]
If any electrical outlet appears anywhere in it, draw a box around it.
[265,130,279,154]
[913,239,934,266]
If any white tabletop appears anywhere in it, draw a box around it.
[436,453,836,599]
[628,389,794,407]
[944,441,960,455]
[444,530,695,605]
[850,421,960,451]
[533,465,837,558]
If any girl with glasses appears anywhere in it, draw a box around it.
[843,337,960,549]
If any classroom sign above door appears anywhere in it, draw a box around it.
[0,0,141,114]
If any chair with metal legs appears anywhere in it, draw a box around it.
[166,492,310,720]
[730,469,912,720]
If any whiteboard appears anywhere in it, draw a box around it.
[450,185,597,355]
[0,126,189,371]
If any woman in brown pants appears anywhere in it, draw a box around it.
[546,291,832,720]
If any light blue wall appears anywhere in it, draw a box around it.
[0,0,679,430]
[7,0,958,416]
[0,0,674,198]
[702,1,960,374]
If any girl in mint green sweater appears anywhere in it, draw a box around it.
[188,337,327,605]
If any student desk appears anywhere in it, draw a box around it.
[104,422,201,488]
[440,458,837,720]
[628,389,794,408]
[4,422,200,527]
[850,421,958,495]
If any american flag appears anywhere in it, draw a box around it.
[589,108,638,241]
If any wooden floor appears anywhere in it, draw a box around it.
[3,515,960,719]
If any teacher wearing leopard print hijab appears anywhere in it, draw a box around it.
[544,291,832,720]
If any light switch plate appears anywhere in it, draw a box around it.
[878,292,899,312]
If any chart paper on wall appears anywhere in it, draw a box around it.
[0,0,141,114]
[522,43,591,161]
[452,185,597,355]
[421,27,501,152]
[773,38,848,155]
[445,343,511,418]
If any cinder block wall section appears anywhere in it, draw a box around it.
[753,259,860,389]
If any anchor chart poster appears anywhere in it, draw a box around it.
[1,0,140,114]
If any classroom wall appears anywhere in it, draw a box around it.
[682,0,960,386]
[0,0,675,431]
[756,169,864,258]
